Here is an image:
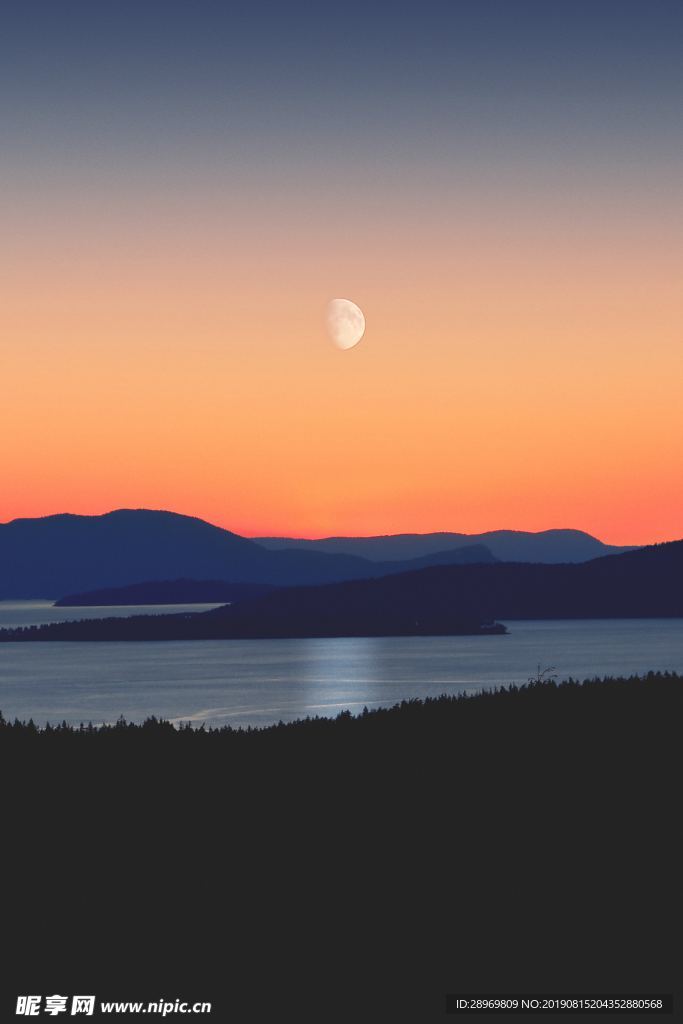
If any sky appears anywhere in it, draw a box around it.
[1,0,681,544]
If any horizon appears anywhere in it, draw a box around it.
[0,503,660,547]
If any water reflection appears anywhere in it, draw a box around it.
[0,609,681,729]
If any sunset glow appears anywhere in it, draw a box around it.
[2,1,681,545]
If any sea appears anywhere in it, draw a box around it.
[0,601,681,729]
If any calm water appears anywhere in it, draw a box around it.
[0,602,681,728]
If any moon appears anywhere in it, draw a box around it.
[326,298,365,350]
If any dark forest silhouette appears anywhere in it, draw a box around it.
[5,672,679,1020]
[2,669,678,743]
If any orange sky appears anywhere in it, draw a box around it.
[3,3,683,546]
[2,149,681,546]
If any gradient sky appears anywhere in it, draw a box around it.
[1,0,681,543]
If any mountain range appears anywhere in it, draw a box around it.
[256,528,634,563]
[0,508,636,600]
[4,538,681,642]
[0,509,494,599]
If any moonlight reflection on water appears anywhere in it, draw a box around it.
[0,604,681,729]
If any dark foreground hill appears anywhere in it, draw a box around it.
[6,537,683,642]
[256,526,636,563]
[0,508,494,598]
[4,673,680,1020]
[225,538,683,631]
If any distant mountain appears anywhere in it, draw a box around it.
[379,543,496,571]
[0,509,495,599]
[54,545,496,605]
[145,537,683,629]
[54,579,277,607]
[0,510,361,597]
[4,539,682,644]
[255,528,636,564]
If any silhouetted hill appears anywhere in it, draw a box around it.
[384,542,496,571]
[4,508,638,603]
[4,538,682,642]
[0,509,494,599]
[0,594,503,641]
[0,509,362,597]
[256,527,635,563]
[54,579,277,606]
[53,544,495,606]
[5,673,679,1019]
[224,538,683,637]
[255,537,681,627]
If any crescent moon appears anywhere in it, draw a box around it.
[326,298,365,350]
